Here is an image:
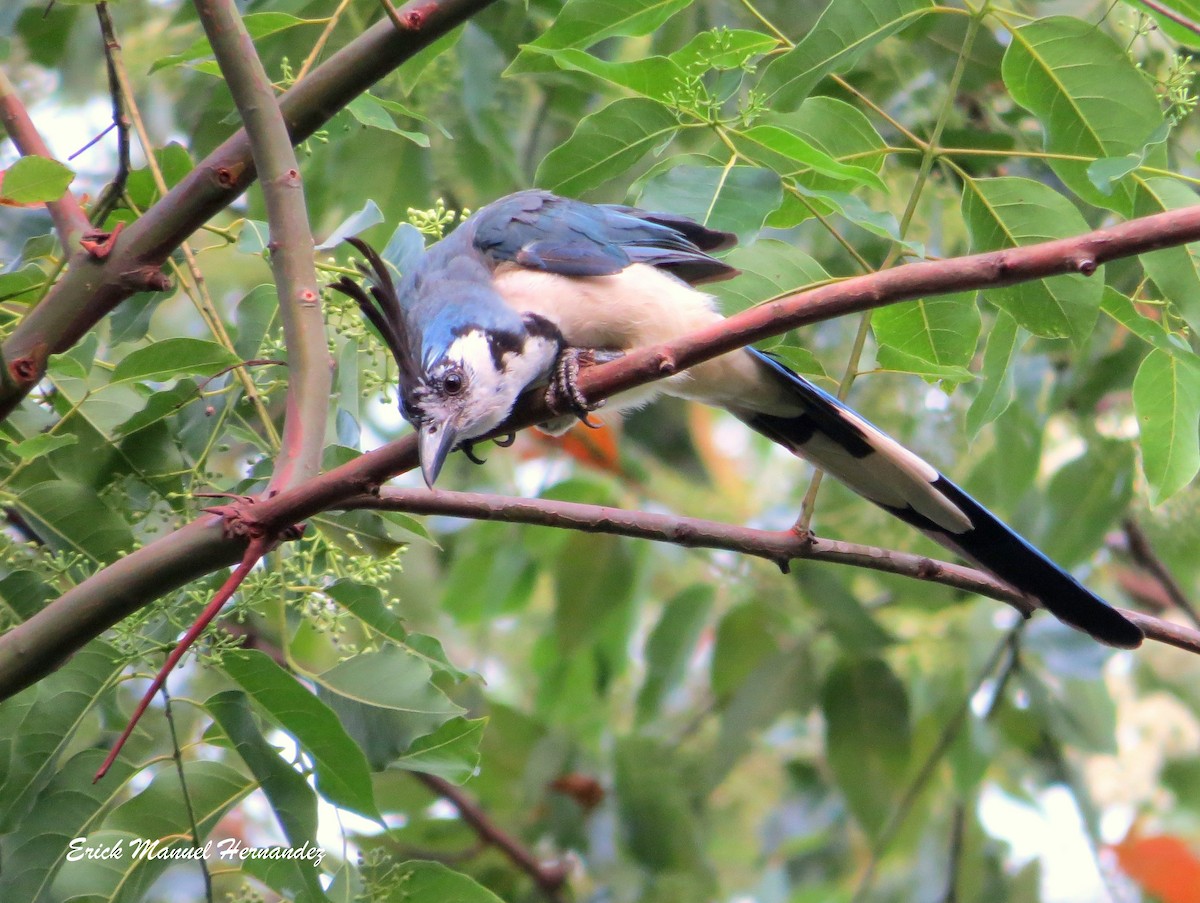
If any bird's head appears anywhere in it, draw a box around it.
[332,236,559,488]
[404,327,532,487]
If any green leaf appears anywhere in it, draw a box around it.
[393,716,487,784]
[822,656,911,839]
[124,142,193,209]
[344,95,430,147]
[1134,348,1200,503]
[874,292,981,383]
[310,645,464,770]
[14,481,134,563]
[965,310,1020,436]
[1100,287,1189,357]
[961,176,1102,341]
[204,690,320,849]
[6,432,79,461]
[1134,177,1200,333]
[787,184,920,255]
[237,219,271,255]
[110,337,240,384]
[0,264,49,305]
[1,155,74,204]
[0,749,136,903]
[614,737,706,872]
[316,199,384,250]
[535,97,684,196]
[734,124,885,191]
[1087,121,1170,195]
[510,0,693,73]
[314,645,463,722]
[1041,441,1134,565]
[636,586,713,724]
[669,28,779,72]
[767,97,888,196]
[712,643,814,782]
[709,238,830,319]
[709,601,787,700]
[1002,16,1165,213]
[150,12,322,72]
[528,48,687,102]
[0,641,121,835]
[794,568,894,654]
[552,532,638,656]
[221,648,381,820]
[372,861,504,903]
[637,163,782,240]
[760,0,934,107]
[52,762,255,901]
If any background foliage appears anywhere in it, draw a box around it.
[3,0,1200,901]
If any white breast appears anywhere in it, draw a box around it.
[491,263,799,416]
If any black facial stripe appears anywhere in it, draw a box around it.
[484,329,526,370]
[522,312,566,345]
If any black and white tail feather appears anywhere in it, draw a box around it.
[741,350,1142,648]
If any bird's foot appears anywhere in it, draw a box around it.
[545,347,620,428]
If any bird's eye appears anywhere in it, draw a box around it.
[442,371,465,395]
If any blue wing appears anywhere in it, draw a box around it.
[469,189,738,284]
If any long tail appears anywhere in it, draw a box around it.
[735,350,1142,649]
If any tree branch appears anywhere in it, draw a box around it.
[89,2,133,225]
[344,487,1200,656]
[6,202,1200,698]
[411,771,569,901]
[1121,519,1199,627]
[0,0,501,419]
[0,71,91,252]
[195,0,329,491]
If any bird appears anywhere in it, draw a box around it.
[331,189,1142,649]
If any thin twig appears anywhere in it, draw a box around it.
[853,625,1022,902]
[342,488,1200,656]
[1135,0,1200,37]
[161,684,215,902]
[412,772,569,902]
[295,0,356,82]
[1122,519,1200,627]
[90,3,133,225]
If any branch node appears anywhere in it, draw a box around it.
[653,352,678,375]
[213,163,244,188]
[9,349,44,386]
[79,221,125,259]
[1075,256,1097,276]
[915,556,940,579]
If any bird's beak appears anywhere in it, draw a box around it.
[418,420,458,488]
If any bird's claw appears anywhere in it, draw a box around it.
[546,348,617,428]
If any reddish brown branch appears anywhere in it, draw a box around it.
[561,206,1200,411]
[7,203,1200,700]
[412,772,569,901]
[195,0,328,491]
[93,534,272,781]
[345,487,1200,656]
[0,72,91,251]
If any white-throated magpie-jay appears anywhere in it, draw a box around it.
[332,189,1142,649]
